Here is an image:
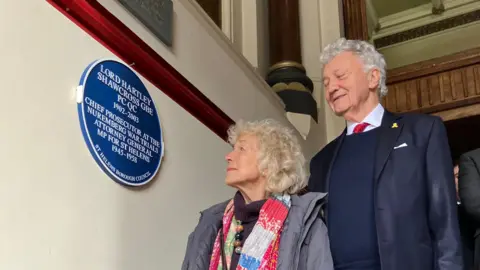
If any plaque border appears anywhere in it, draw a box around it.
[77,58,164,187]
[47,0,233,141]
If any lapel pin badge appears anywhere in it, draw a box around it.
[391,123,398,128]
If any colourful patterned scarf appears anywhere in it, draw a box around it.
[209,194,291,270]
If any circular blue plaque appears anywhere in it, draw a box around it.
[77,59,164,186]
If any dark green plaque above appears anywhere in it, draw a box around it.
[118,0,173,47]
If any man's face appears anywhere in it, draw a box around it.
[322,51,380,118]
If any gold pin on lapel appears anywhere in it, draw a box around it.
[391,123,398,128]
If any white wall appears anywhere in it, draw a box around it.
[0,1,326,269]
[99,0,326,158]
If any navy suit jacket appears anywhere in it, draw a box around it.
[308,111,463,270]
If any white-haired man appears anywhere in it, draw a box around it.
[308,38,463,270]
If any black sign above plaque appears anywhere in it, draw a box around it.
[118,0,173,47]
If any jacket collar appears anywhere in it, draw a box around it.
[200,192,328,226]
[373,110,403,181]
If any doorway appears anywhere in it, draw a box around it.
[445,114,480,160]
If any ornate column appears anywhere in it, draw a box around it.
[265,0,317,138]
[342,0,369,40]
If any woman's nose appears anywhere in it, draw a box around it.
[225,151,233,162]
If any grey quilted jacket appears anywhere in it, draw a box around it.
[181,192,334,270]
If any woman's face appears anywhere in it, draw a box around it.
[225,134,262,187]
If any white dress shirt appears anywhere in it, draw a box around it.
[346,104,385,135]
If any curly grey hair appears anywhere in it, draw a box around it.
[320,38,388,97]
[227,119,306,195]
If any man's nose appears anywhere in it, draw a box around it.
[326,82,339,96]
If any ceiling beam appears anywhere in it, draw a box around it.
[431,0,445,14]
[365,0,380,34]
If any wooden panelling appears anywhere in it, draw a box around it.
[382,47,480,115]
[433,103,480,122]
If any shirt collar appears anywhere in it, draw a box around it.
[346,103,385,135]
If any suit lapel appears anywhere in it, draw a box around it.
[321,129,346,223]
[374,111,403,181]
[325,129,346,192]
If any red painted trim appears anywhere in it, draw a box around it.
[47,0,234,140]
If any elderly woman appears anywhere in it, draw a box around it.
[182,119,333,270]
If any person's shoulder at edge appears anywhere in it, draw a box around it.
[194,199,230,226]
[461,147,480,159]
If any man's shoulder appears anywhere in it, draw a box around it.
[397,111,441,125]
[311,135,342,163]
[393,112,443,135]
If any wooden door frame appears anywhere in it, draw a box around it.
[342,0,369,40]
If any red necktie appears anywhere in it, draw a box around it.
[353,122,370,134]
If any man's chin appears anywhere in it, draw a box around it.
[333,108,348,117]
[329,103,348,117]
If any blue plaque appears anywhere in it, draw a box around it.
[77,59,164,186]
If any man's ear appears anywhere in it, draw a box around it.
[368,68,381,90]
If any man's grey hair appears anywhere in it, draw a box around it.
[320,38,388,97]
[227,119,306,195]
